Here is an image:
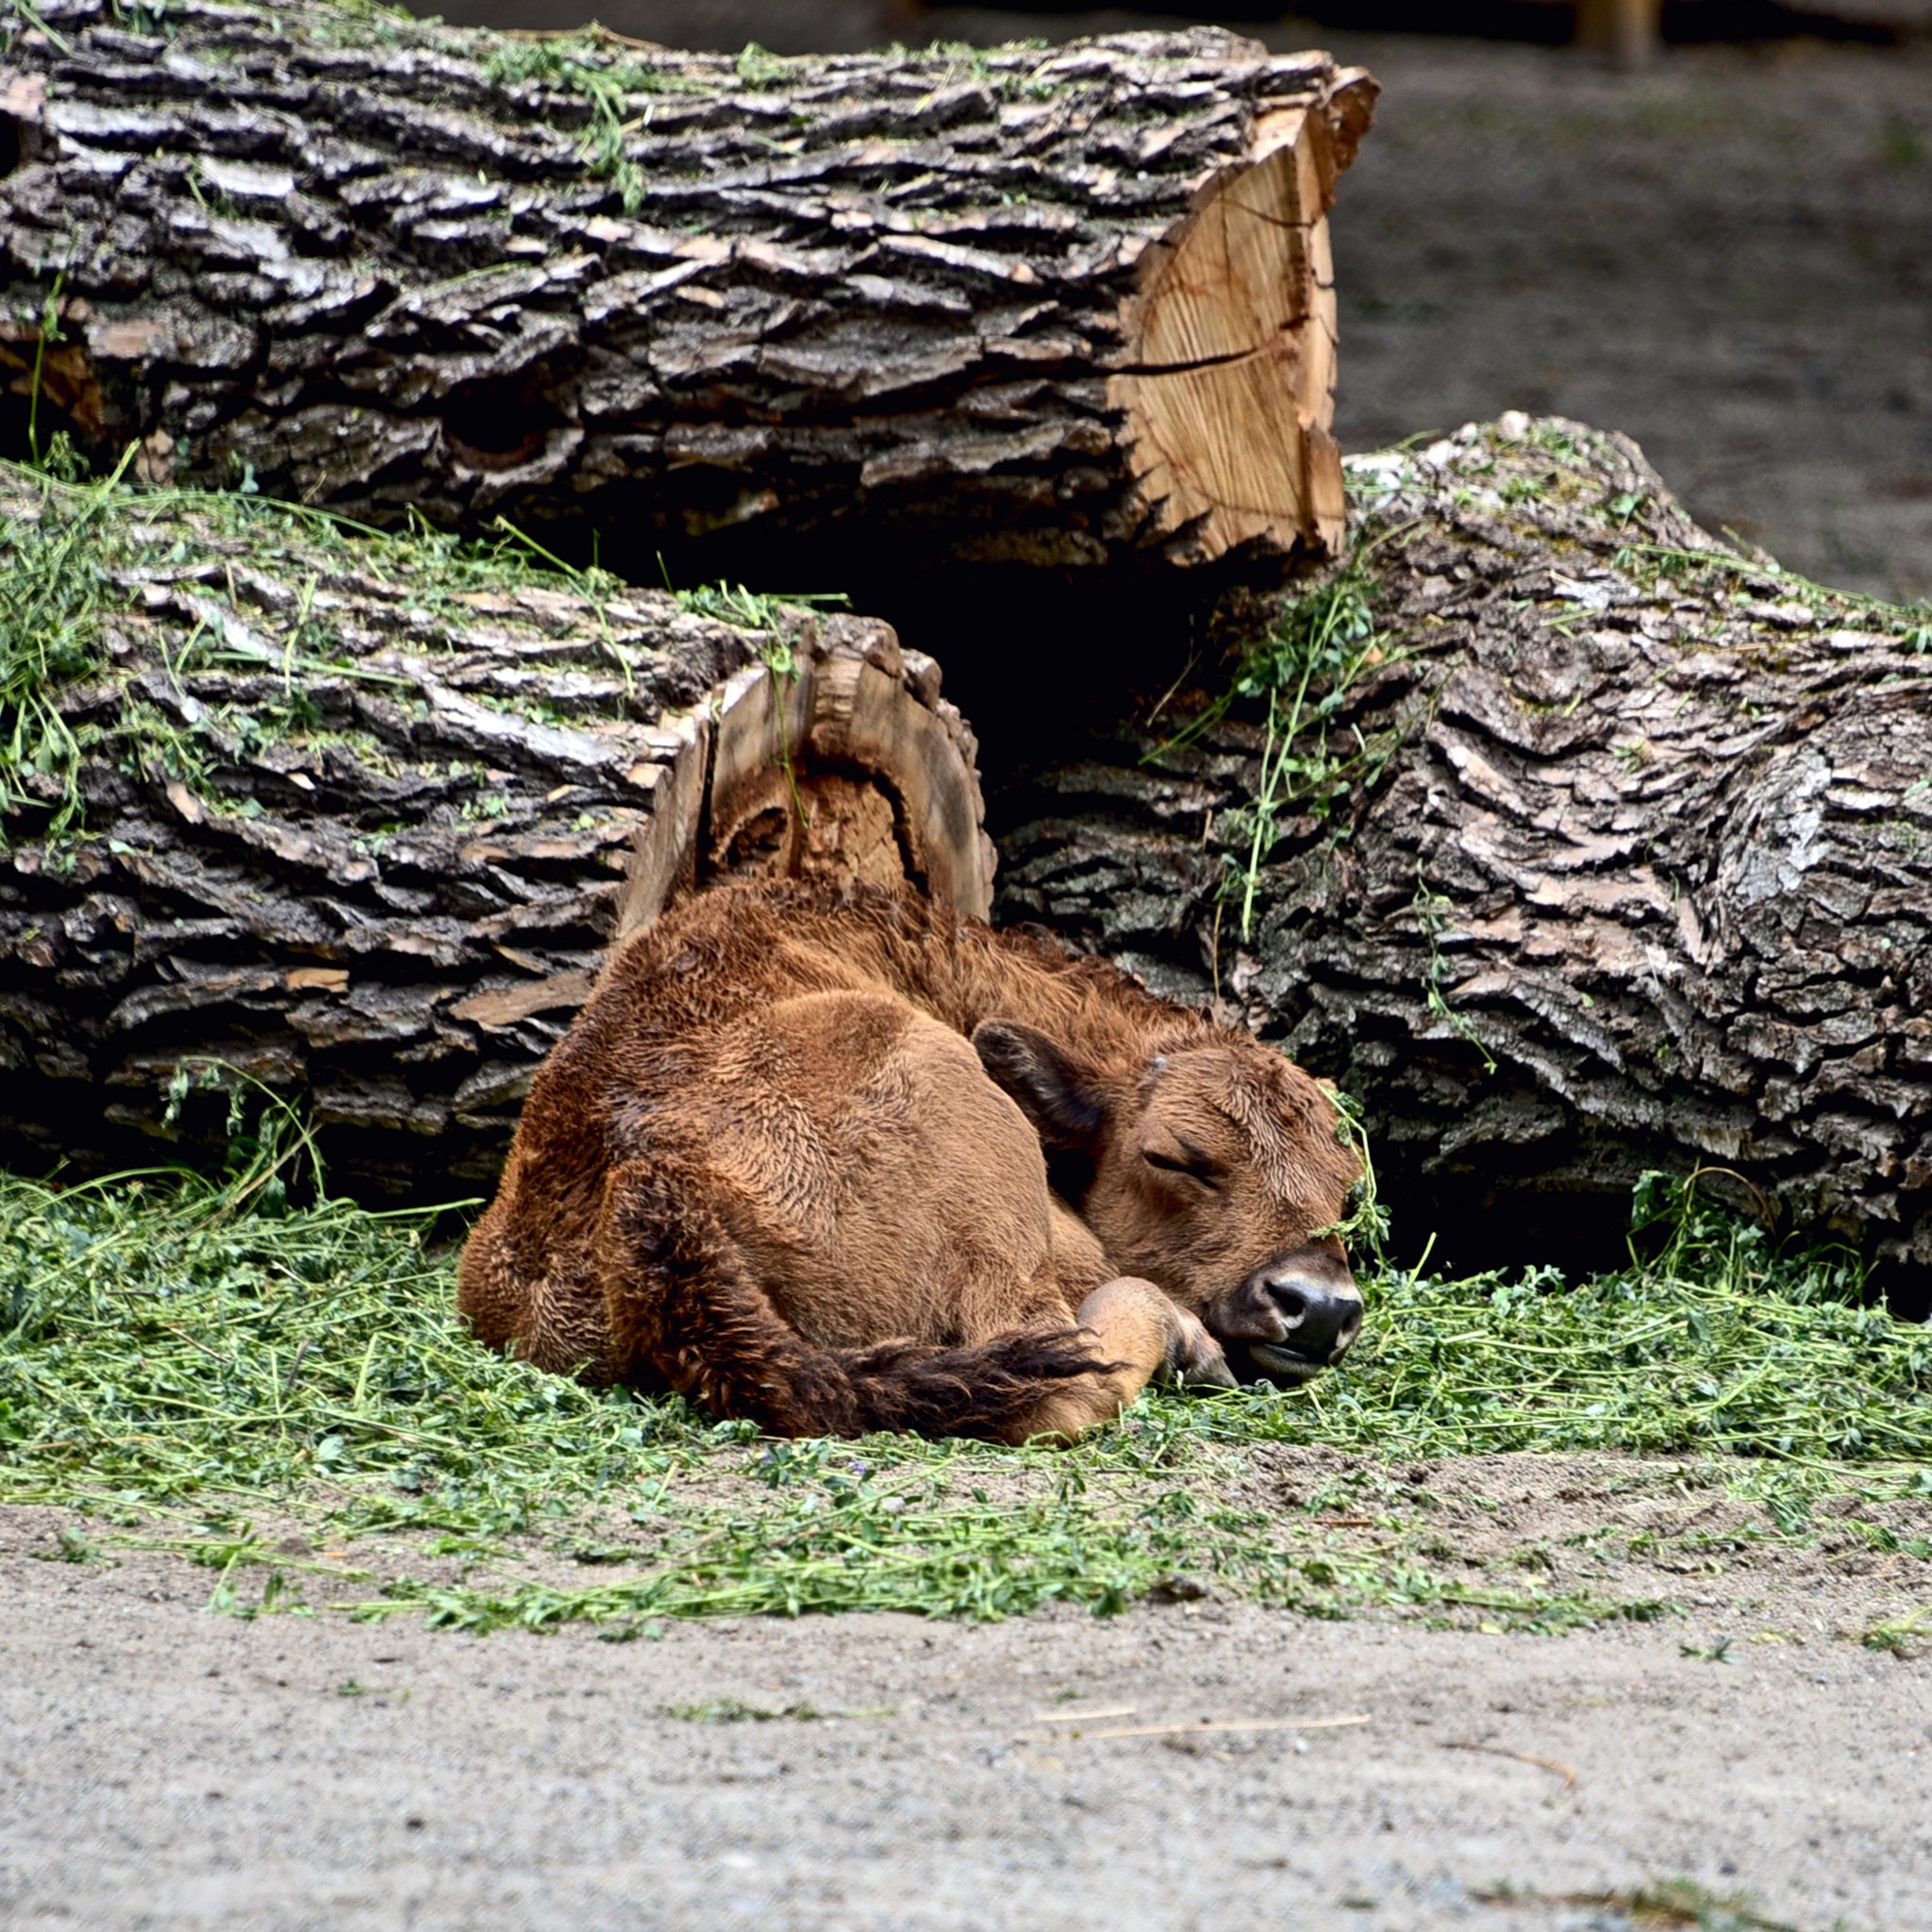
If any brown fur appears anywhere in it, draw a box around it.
[458,878,1363,1442]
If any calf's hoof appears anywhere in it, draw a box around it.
[1167,1307,1238,1391]
[1074,1275,1234,1391]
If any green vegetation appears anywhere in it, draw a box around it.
[1,1100,1924,1638]
[1612,534,1932,641]
[1476,1877,1799,1932]
[479,35,711,214]
[0,446,138,839]
[903,39,1058,104]
[1151,540,1423,940]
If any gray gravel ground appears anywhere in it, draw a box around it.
[4,1524,1928,1932]
[1319,28,1932,603]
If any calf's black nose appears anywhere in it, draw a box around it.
[1262,1274,1363,1362]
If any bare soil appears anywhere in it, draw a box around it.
[1317,26,1932,603]
[4,1456,1927,1932]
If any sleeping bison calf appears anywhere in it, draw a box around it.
[459,879,1364,1441]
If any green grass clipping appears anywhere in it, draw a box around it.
[1,1093,1925,1639]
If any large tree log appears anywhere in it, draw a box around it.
[0,458,992,1194]
[0,2,1374,575]
[995,415,1932,1292]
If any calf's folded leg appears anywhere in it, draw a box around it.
[595,1158,1117,1441]
[1002,1276,1235,1445]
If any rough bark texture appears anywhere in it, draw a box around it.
[0,1,1374,573]
[0,461,991,1195]
[995,416,1932,1286]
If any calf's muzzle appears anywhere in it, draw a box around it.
[1261,1269,1362,1360]
[1207,1246,1363,1385]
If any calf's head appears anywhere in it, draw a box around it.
[974,1021,1367,1386]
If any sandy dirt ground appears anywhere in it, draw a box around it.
[4,1464,1928,1932]
[1317,27,1932,603]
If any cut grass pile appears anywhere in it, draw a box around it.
[1,1131,1925,1637]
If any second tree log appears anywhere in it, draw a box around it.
[0,460,992,1195]
[996,417,1932,1290]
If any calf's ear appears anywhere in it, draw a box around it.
[972,1020,1106,1153]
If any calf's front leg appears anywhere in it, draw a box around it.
[1004,1275,1234,1444]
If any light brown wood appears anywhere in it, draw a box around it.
[613,625,996,945]
[1109,96,1364,565]
[1577,0,1664,67]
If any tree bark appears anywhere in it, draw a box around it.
[0,2,1374,575]
[0,459,992,1196]
[994,415,1932,1290]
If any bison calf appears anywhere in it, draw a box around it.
[459,879,1363,1441]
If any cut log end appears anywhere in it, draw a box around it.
[616,619,996,944]
[1110,72,1372,567]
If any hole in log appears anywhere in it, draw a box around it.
[614,636,995,949]
[718,800,792,878]
[1874,1260,1931,1324]
[1396,1181,1649,1284]
[442,378,565,471]
[797,771,914,894]
[0,68,48,179]
[708,768,911,897]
